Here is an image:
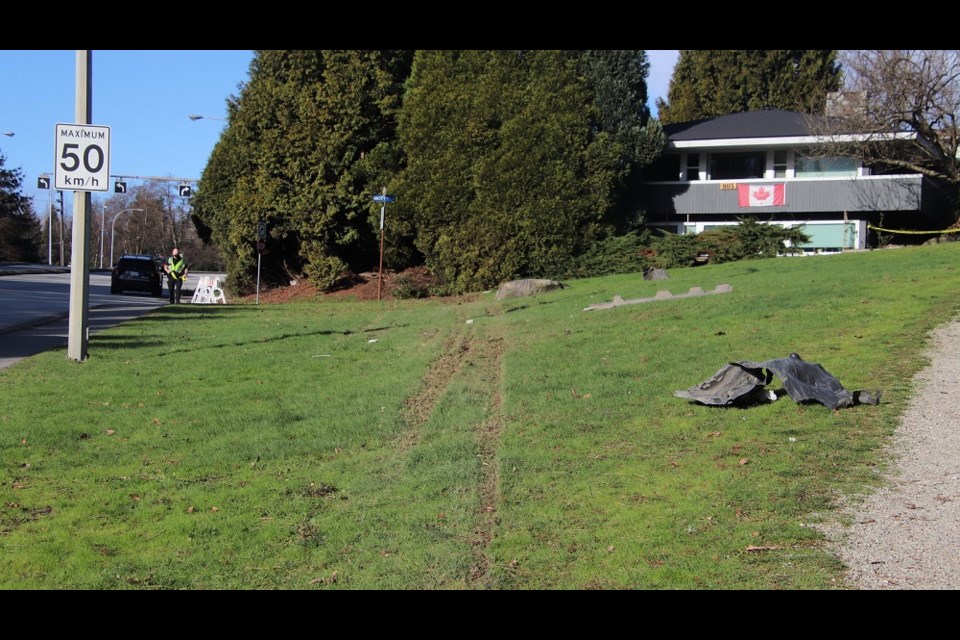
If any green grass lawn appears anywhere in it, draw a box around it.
[2,243,959,589]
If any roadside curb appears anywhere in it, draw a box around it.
[0,267,72,277]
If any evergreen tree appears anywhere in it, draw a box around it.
[192,50,413,293]
[582,50,664,168]
[394,50,630,293]
[581,50,665,229]
[0,153,42,262]
[657,50,841,124]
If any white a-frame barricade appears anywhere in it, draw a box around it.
[191,277,227,304]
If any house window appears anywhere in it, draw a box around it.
[686,153,700,181]
[795,155,858,178]
[773,150,788,178]
[709,152,765,180]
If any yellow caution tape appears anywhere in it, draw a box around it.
[868,225,960,235]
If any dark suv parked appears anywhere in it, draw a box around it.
[111,254,163,296]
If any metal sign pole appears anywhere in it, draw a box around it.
[256,252,261,305]
[255,221,265,305]
[377,204,385,302]
[371,190,395,302]
[59,191,65,266]
[46,176,53,265]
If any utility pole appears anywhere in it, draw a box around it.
[67,50,92,362]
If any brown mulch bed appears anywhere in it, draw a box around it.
[244,266,436,304]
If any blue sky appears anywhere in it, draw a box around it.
[647,50,679,115]
[1,50,677,214]
[0,50,255,211]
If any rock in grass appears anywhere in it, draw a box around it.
[495,279,565,301]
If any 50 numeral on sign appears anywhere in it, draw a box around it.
[59,143,105,174]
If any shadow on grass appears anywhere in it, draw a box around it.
[156,327,359,357]
[76,305,415,358]
[150,305,250,318]
[92,337,166,349]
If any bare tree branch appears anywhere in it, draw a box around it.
[828,51,960,175]
[809,50,960,220]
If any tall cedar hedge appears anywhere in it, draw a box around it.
[193,50,661,294]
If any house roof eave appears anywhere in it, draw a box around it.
[667,131,917,151]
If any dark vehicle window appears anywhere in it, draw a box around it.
[119,258,154,270]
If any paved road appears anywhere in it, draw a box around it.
[0,264,223,370]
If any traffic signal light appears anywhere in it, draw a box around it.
[179,184,192,197]
[114,181,127,193]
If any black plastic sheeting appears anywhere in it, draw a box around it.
[675,353,881,410]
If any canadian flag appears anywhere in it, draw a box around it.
[738,183,785,207]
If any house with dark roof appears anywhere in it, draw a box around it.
[642,109,952,250]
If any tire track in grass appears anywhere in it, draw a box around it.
[396,320,507,586]
[398,325,473,451]
[468,333,505,586]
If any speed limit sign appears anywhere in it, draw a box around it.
[54,123,111,192]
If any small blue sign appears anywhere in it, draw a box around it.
[372,194,395,203]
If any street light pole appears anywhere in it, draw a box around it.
[109,208,145,268]
[100,204,105,269]
[188,114,227,122]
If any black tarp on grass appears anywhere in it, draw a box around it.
[675,353,881,409]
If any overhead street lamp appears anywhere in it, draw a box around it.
[109,208,145,269]
[1,132,13,137]
[188,114,227,122]
[101,204,136,269]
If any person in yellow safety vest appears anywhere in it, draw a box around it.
[163,247,190,304]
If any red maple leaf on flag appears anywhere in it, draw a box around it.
[753,187,770,201]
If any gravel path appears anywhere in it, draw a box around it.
[826,318,960,589]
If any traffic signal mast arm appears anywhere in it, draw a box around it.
[110,174,198,182]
